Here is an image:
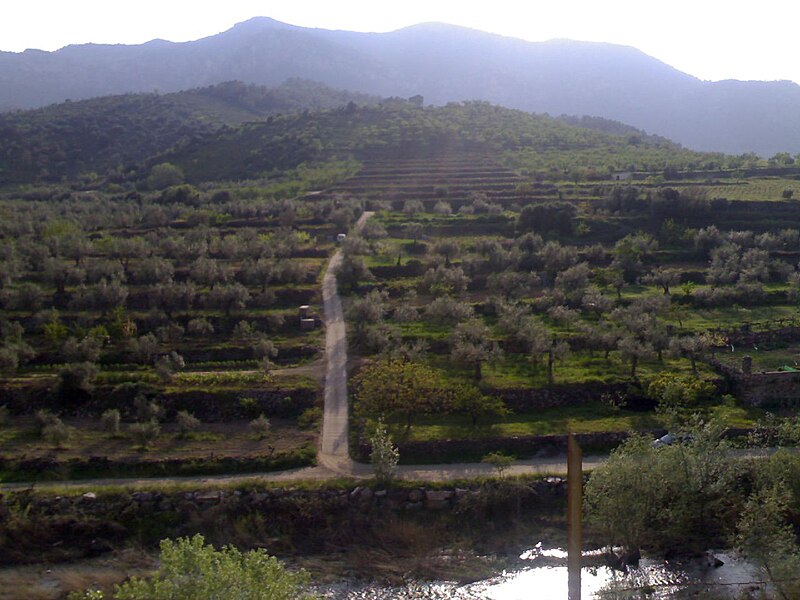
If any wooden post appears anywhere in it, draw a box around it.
[567,434,582,600]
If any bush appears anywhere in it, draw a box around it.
[101,408,121,436]
[42,419,72,448]
[135,395,164,422]
[297,406,322,429]
[482,452,515,479]
[250,414,271,439]
[176,410,201,436]
[129,419,161,448]
[35,409,60,433]
[239,397,260,418]
[370,419,399,485]
[57,362,99,398]
[69,534,313,599]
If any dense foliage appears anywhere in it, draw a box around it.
[69,534,314,600]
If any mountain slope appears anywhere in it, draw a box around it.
[154,101,717,184]
[0,79,379,183]
[1,18,799,155]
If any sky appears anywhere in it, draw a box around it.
[2,0,798,85]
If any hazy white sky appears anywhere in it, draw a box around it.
[2,1,797,84]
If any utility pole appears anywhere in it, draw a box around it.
[567,433,582,600]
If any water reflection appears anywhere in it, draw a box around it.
[317,547,764,599]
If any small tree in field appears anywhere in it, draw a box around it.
[176,410,201,437]
[130,419,161,449]
[450,319,501,380]
[370,419,399,485]
[101,408,121,436]
[353,359,442,429]
[250,414,271,439]
[482,451,515,479]
[43,418,72,449]
[450,384,509,428]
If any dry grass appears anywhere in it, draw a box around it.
[0,417,314,462]
[0,550,154,600]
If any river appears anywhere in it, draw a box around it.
[315,545,765,599]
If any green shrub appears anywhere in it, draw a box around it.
[130,420,161,449]
[42,419,72,448]
[249,414,271,440]
[297,406,322,429]
[69,534,313,599]
[101,408,121,436]
[176,410,201,436]
[481,452,515,479]
[35,409,61,433]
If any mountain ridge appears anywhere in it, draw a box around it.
[1,17,799,155]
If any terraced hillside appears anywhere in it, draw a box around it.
[311,154,558,210]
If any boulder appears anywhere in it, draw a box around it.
[408,489,424,503]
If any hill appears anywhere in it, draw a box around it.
[0,79,379,183]
[1,18,800,155]
[154,100,720,184]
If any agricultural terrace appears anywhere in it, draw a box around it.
[334,154,800,455]
[0,161,362,481]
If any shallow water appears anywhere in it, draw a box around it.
[317,546,765,599]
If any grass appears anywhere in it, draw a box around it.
[714,343,800,372]
[427,352,715,389]
[384,398,761,445]
[0,417,314,463]
[700,177,800,202]
[671,304,800,332]
[397,403,663,441]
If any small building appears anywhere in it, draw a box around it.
[299,305,311,319]
[300,318,316,331]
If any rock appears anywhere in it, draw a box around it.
[374,490,387,498]
[426,490,453,502]
[425,491,453,510]
[388,489,407,501]
[700,552,724,569]
[404,501,423,511]
[350,486,365,500]
[81,492,97,502]
[360,487,373,501]
[195,491,221,503]
[408,489,424,503]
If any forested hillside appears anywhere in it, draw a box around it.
[0,79,379,184]
[155,101,724,184]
